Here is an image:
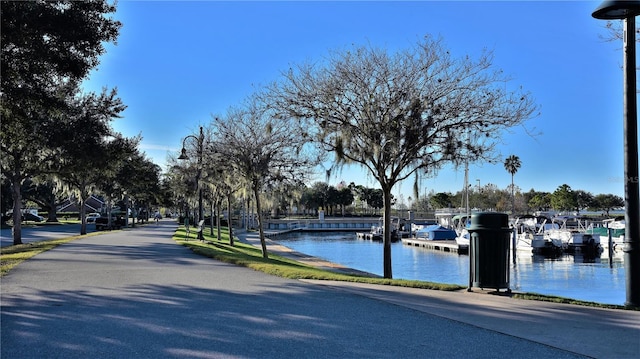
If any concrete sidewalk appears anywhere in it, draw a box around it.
[238,230,640,359]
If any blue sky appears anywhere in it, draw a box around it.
[81,0,634,200]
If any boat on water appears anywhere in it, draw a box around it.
[413,225,457,241]
[513,215,563,255]
[586,218,625,250]
[544,216,602,255]
[356,217,406,242]
[455,228,470,249]
[434,211,471,248]
[452,214,471,249]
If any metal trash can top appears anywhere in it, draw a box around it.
[469,212,509,231]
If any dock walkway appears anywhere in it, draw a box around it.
[401,237,469,254]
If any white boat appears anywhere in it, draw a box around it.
[513,215,563,254]
[586,218,625,250]
[545,216,602,254]
[357,216,406,242]
[455,228,470,249]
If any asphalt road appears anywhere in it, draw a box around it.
[1,220,591,358]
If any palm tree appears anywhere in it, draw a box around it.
[504,155,521,213]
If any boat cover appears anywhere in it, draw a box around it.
[415,225,457,240]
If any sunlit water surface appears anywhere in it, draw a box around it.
[274,231,626,305]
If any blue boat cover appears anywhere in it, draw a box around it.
[416,225,457,240]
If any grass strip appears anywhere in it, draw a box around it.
[175,227,473,291]
[512,292,632,310]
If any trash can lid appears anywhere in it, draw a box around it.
[469,212,509,230]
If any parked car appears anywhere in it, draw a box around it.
[95,214,126,230]
[22,212,44,222]
[86,213,101,224]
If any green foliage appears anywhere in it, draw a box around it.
[430,192,453,209]
[592,194,624,215]
[524,190,549,212]
[551,184,577,212]
[1,0,122,244]
[503,155,521,177]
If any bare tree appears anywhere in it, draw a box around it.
[211,95,319,258]
[601,20,640,42]
[269,35,538,278]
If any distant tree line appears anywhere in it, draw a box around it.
[414,183,623,217]
[261,180,624,218]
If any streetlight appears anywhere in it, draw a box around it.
[592,0,640,308]
[178,126,204,241]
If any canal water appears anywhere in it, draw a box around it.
[273,231,627,306]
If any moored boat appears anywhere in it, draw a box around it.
[545,216,602,255]
[414,225,457,241]
[513,215,563,255]
[586,218,625,250]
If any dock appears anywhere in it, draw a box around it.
[401,238,468,254]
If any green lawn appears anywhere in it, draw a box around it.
[173,226,464,290]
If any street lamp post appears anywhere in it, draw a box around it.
[179,126,204,241]
[593,0,640,308]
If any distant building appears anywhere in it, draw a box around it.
[57,195,105,213]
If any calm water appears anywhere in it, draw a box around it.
[274,231,627,305]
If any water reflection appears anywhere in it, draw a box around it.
[274,231,626,305]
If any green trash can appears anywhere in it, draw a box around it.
[468,212,511,292]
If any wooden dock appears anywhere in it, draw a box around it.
[401,238,468,254]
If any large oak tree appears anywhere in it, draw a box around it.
[1,0,121,244]
[269,35,538,278]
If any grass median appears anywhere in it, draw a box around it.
[173,226,465,291]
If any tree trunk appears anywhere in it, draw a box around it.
[382,186,393,279]
[227,193,234,246]
[46,195,59,222]
[130,199,136,228]
[216,199,221,241]
[124,194,129,228]
[245,196,251,230]
[11,178,22,245]
[253,184,268,258]
[511,174,515,214]
[79,196,87,235]
[210,199,214,237]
